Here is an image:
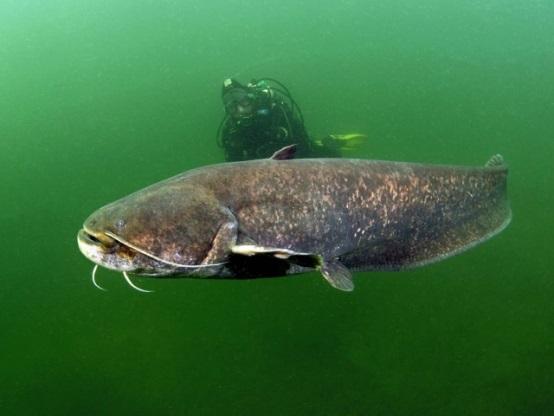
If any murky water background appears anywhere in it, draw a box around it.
[1,1,553,414]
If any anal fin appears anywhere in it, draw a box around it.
[319,259,354,292]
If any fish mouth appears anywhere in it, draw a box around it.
[78,227,159,273]
[78,226,143,263]
[78,227,117,251]
[78,227,225,271]
[77,227,135,267]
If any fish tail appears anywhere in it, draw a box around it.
[485,154,505,168]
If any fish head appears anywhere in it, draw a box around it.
[77,182,234,276]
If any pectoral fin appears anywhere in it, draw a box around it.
[231,244,310,258]
[201,221,238,265]
[319,259,354,292]
[231,244,354,291]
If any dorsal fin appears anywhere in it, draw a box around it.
[270,144,297,160]
[485,154,505,167]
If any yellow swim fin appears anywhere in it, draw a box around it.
[327,133,367,150]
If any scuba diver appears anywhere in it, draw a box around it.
[217,78,365,161]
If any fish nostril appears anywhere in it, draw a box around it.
[115,219,126,230]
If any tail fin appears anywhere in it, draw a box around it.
[485,154,505,168]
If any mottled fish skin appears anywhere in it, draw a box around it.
[78,156,510,286]
[195,158,510,271]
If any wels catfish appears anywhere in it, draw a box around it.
[77,146,511,292]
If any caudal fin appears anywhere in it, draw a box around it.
[485,154,505,167]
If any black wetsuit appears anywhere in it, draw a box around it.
[219,94,340,162]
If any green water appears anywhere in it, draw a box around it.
[2,0,553,414]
